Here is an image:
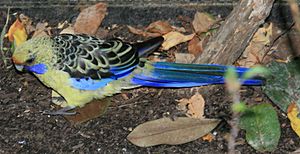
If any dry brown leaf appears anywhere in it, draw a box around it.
[192,12,216,34]
[127,25,161,37]
[162,31,195,50]
[60,26,75,34]
[32,22,49,38]
[188,36,203,56]
[19,14,35,35]
[121,93,129,100]
[58,21,68,29]
[127,117,220,147]
[74,2,107,35]
[64,98,111,125]
[237,23,273,67]
[175,53,195,63]
[95,28,109,39]
[292,148,300,154]
[202,133,215,142]
[172,26,186,33]
[177,93,205,119]
[145,20,173,34]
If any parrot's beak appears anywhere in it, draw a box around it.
[14,65,25,72]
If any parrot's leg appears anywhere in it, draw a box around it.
[42,106,76,115]
[51,90,67,107]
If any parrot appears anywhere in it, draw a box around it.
[12,34,263,115]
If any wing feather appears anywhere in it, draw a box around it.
[52,34,139,81]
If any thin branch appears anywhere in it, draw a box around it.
[0,7,10,67]
[287,0,300,57]
[261,22,295,62]
[228,91,241,154]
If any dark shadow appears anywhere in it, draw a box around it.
[277,2,300,69]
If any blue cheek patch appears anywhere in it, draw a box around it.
[25,64,48,74]
[70,77,114,90]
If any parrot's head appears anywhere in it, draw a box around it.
[12,36,54,75]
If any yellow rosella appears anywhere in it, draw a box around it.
[12,34,263,115]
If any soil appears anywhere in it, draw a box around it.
[1,2,300,153]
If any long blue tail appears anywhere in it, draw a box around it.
[131,61,264,87]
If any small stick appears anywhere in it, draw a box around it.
[227,91,241,154]
[287,0,300,58]
[0,8,10,67]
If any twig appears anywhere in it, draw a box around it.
[109,94,146,109]
[228,91,241,154]
[288,0,300,32]
[261,22,295,62]
[0,7,10,67]
[287,0,300,57]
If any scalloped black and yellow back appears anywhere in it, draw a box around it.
[52,34,141,80]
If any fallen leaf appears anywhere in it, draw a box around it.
[291,147,300,154]
[254,97,263,102]
[192,12,216,34]
[32,22,49,38]
[127,26,161,37]
[162,31,195,50]
[202,133,214,142]
[175,53,195,63]
[287,102,300,137]
[121,93,129,100]
[74,2,107,35]
[127,117,220,147]
[172,26,186,33]
[60,26,75,34]
[177,93,205,118]
[95,27,109,39]
[145,20,173,34]
[57,21,68,29]
[6,18,27,46]
[19,14,35,35]
[237,23,273,67]
[240,103,280,152]
[188,36,203,56]
[64,98,111,125]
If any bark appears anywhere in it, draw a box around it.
[192,0,275,65]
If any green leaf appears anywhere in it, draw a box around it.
[231,101,248,113]
[242,66,269,80]
[240,103,280,152]
[263,60,300,112]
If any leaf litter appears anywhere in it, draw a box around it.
[127,117,220,147]
[177,93,205,119]
[73,2,107,35]
[2,2,300,153]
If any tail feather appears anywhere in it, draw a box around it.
[131,61,264,88]
[134,36,164,57]
[152,62,249,76]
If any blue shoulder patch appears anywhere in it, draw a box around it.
[70,77,114,90]
[25,64,47,74]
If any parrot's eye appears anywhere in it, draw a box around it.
[26,54,35,64]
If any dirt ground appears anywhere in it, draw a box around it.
[1,2,300,153]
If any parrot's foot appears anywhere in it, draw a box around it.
[42,106,77,116]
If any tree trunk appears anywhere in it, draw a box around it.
[192,0,275,65]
